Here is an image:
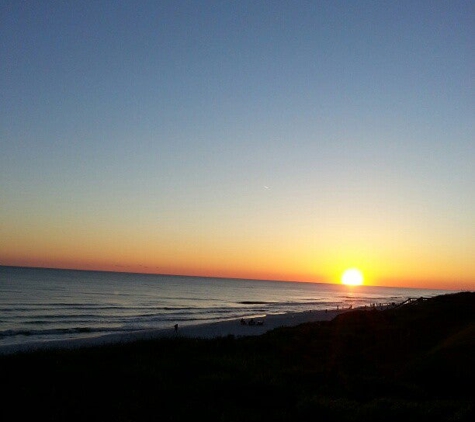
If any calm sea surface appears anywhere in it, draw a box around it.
[0,266,452,349]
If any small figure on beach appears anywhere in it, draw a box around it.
[240,318,247,325]
[248,318,255,326]
[174,324,178,332]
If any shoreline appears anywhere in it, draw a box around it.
[0,308,348,356]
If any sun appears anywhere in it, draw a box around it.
[341,268,364,286]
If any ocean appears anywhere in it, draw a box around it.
[0,266,452,350]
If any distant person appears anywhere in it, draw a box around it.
[240,318,246,325]
[174,324,178,332]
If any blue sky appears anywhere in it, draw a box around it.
[1,1,474,288]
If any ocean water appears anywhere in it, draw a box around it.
[0,266,452,349]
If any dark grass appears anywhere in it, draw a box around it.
[2,292,474,421]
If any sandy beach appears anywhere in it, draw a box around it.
[171,308,344,339]
[0,308,346,355]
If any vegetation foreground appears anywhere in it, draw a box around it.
[2,292,474,421]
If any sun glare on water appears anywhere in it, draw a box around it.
[341,268,364,286]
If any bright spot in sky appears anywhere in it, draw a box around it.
[341,268,364,286]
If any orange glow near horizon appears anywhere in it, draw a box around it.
[2,251,474,291]
[1,222,474,291]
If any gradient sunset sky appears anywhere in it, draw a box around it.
[1,1,474,289]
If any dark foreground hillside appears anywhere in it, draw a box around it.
[2,292,474,421]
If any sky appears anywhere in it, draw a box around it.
[1,1,474,290]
